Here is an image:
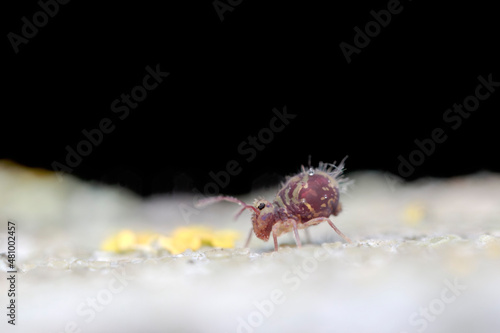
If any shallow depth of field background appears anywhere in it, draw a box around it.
[2,1,500,332]
[1,163,500,333]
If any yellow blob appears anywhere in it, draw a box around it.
[101,229,136,252]
[136,232,158,245]
[403,202,426,226]
[211,230,240,248]
[157,236,188,255]
[101,226,241,254]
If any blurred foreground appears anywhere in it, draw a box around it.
[0,161,499,333]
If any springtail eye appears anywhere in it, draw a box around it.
[257,203,265,210]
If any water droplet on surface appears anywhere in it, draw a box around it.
[308,168,315,176]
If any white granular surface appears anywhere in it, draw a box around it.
[1,163,500,333]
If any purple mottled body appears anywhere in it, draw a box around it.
[277,171,341,221]
[196,158,352,251]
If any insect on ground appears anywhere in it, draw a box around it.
[196,157,353,251]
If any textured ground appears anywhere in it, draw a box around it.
[1,161,500,333]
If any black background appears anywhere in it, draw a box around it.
[3,1,499,196]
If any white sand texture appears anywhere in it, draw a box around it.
[1,161,499,333]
